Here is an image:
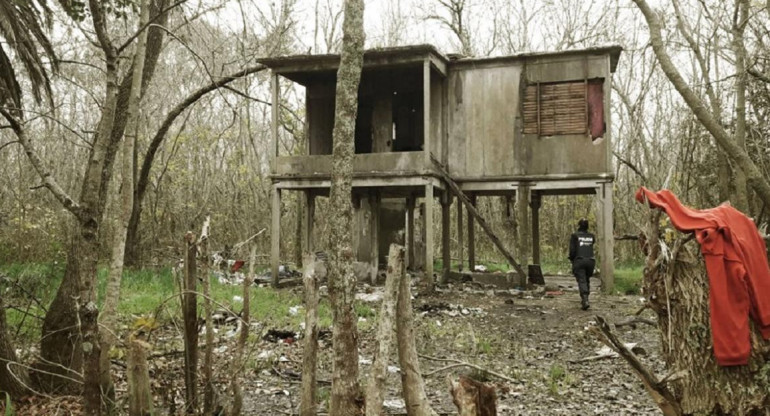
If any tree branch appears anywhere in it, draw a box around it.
[135,65,266,205]
[632,0,770,208]
[0,109,84,221]
[117,0,190,54]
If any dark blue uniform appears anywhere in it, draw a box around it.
[569,230,595,310]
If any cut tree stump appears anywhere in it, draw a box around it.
[449,375,497,416]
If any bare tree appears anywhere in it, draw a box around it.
[632,0,770,210]
[326,0,365,413]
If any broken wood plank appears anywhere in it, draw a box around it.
[431,155,527,278]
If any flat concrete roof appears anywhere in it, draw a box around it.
[257,44,623,85]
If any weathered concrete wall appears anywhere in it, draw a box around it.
[275,152,425,176]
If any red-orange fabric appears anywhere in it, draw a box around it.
[636,187,770,366]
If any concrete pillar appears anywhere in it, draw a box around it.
[530,192,542,266]
[406,195,415,270]
[456,196,464,272]
[303,191,315,255]
[271,186,281,287]
[467,194,476,271]
[369,191,381,284]
[516,185,531,270]
[441,192,451,283]
[424,184,434,292]
[596,183,615,293]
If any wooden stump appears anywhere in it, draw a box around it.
[449,375,497,416]
[365,245,403,415]
[127,338,153,416]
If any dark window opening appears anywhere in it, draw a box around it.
[391,91,423,152]
[523,78,605,140]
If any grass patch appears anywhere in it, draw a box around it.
[614,264,643,295]
[0,263,335,343]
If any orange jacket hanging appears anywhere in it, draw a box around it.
[636,187,770,366]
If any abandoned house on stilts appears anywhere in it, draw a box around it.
[258,44,621,292]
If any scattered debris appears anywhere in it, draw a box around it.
[262,329,297,343]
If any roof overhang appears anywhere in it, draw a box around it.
[257,44,449,85]
[449,45,623,73]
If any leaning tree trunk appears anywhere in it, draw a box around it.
[325,0,366,414]
[641,217,770,415]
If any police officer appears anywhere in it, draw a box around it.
[569,219,595,310]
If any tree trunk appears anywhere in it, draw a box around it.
[36,0,171,397]
[326,0,365,414]
[639,215,770,414]
[365,245,403,416]
[100,1,149,408]
[396,256,437,416]
[182,232,198,414]
[299,254,321,416]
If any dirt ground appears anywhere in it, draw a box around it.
[14,273,664,415]
[239,273,663,415]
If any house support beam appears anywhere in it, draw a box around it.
[516,185,532,273]
[424,184,434,292]
[530,192,542,266]
[467,194,476,272]
[303,191,315,255]
[271,186,281,288]
[456,196,464,272]
[369,191,381,284]
[441,192,451,283]
[596,182,615,293]
[406,195,415,270]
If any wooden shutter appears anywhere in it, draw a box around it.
[523,81,593,136]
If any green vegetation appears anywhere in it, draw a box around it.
[0,263,340,344]
[614,264,644,295]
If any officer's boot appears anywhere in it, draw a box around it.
[580,293,590,310]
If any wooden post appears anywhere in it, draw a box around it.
[182,232,198,414]
[468,194,476,271]
[200,217,214,415]
[406,195,416,270]
[516,185,531,274]
[441,193,451,283]
[396,247,437,415]
[596,183,615,293]
[271,186,281,288]
[300,254,321,416]
[127,338,154,416]
[304,191,315,255]
[531,192,541,266]
[370,191,381,284]
[423,59,431,167]
[457,195,464,272]
[424,184,434,292]
[271,72,280,172]
[365,245,404,416]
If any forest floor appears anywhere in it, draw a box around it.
[236,273,664,415]
[3,265,663,415]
